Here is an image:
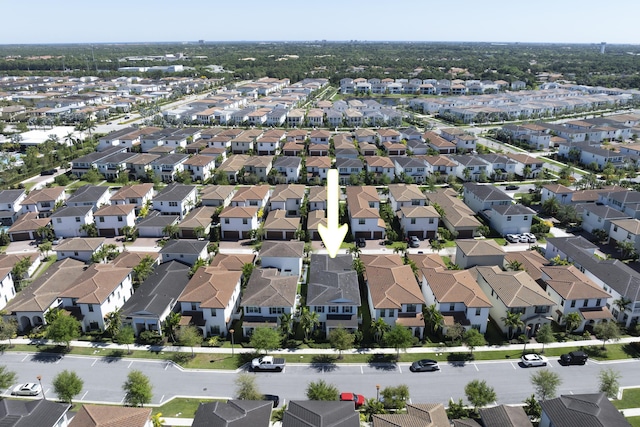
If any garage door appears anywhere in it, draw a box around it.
[181,229,196,239]
[223,230,239,240]
[355,231,369,239]
[407,230,423,238]
[458,230,474,239]
[373,231,383,240]
[10,232,31,241]
[285,231,295,240]
[98,228,116,237]
[266,231,282,240]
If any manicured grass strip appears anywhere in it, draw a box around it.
[614,388,640,410]
[627,416,640,427]
[152,397,218,418]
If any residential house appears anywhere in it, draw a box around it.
[200,185,236,207]
[282,401,359,427]
[503,250,549,281]
[462,183,512,215]
[540,394,630,427]
[309,129,331,144]
[193,401,272,427]
[129,154,160,180]
[598,189,640,219]
[425,188,482,238]
[0,254,39,309]
[609,218,640,252]
[184,155,216,183]
[418,262,492,334]
[421,155,457,181]
[178,206,217,239]
[209,253,256,272]
[282,141,304,157]
[269,184,306,216]
[307,210,327,240]
[377,128,402,144]
[440,128,478,153]
[361,254,426,338]
[506,153,545,179]
[273,157,302,183]
[455,240,505,269]
[472,265,555,337]
[308,143,330,157]
[178,268,242,337]
[308,186,327,212]
[263,210,300,240]
[388,184,427,212]
[94,151,137,181]
[392,157,428,183]
[423,131,456,154]
[244,156,274,181]
[477,154,517,181]
[231,185,271,209]
[397,205,440,239]
[152,183,198,220]
[541,183,575,205]
[150,153,189,182]
[366,156,396,182]
[240,268,298,336]
[70,146,126,177]
[0,400,70,427]
[51,205,94,238]
[55,237,105,262]
[478,406,533,427]
[540,265,613,331]
[383,142,407,156]
[110,183,154,214]
[336,158,365,185]
[260,241,304,278]
[121,260,191,336]
[451,155,489,182]
[5,258,87,332]
[219,206,259,240]
[136,211,179,238]
[406,139,429,155]
[545,236,640,327]
[373,403,450,427]
[93,204,136,237]
[68,405,152,427]
[579,203,630,234]
[8,212,50,241]
[306,254,360,335]
[159,239,209,266]
[58,263,133,332]
[306,157,331,181]
[66,185,111,212]
[345,186,386,240]
[20,186,65,217]
[487,204,535,236]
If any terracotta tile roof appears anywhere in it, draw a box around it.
[503,250,548,281]
[184,154,216,167]
[306,210,326,231]
[56,237,105,252]
[399,205,439,218]
[472,265,555,308]
[541,265,611,300]
[425,189,481,229]
[346,186,382,219]
[179,268,242,308]
[421,267,492,308]
[178,206,217,229]
[456,239,504,257]
[110,251,160,269]
[263,209,300,231]
[270,184,306,202]
[8,212,50,233]
[68,404,151,427]
[200,185,236,202]
[305,157,331,168]
[110,184,154,201]
[94,204,136,216]
[231,186,270,203]
[366,156,395,168]
[362,255,425,309]
[219,206,258,219]
[407,253,446,269]
[209,253,255,271]
[22,186,65,204]
[59,264,131,304]
[579,306,614,320]
[308,187,327,203]
[388,184,426,204]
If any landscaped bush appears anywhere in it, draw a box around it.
[137,330,163,346]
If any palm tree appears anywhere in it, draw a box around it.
[425,304,444,335]
[79,223,98,237]
[38,241,52,260]
[163,312,182,343]
[541,197,560,216]
[564,312,582,333]
[162,224,179,240]
[104,308,122,338]
[279,313,294,343]
[347,245,361,258]
[352,258,365,277]
[506,259,524,271]
[614,297,632,320]
[193,226,206,240]
[133,255,156,286]
[501,311,525,339]
[370,318,390,344]
[299,307,320,341]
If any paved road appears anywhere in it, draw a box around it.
[3,350,640,407]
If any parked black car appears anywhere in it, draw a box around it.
[410,359,440,372]
[505,185,519,190]
[263,394,280,407]
[40,168,57,176]
[560,351,588,365]
[356,237,366,248]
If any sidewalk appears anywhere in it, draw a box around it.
[3,336,638,356]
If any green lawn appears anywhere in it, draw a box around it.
[31,255,57,279]
[153,397,219,418]
[628,417,640,427]
[614,388,640,410]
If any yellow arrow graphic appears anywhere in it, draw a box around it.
[318,169,348,258]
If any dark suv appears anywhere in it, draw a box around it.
[356,237,366,248]
[560,351,588,365]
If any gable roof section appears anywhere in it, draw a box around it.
[263,209,300,231]
[178,206,217,229]
[219,206,258,219]
[8,212,50,233]
[283,401,360,427]
[472,265,555,308]
[307,254,360,307]
[241,268,297,307]
[56,237,105,252]
[51,205,93,218]
[209,254,256,271]
[154,183,196,202]
[68,404,151,427]
[478,405,533,427]
[346,186,382,219]
[503,250,548,281]
[260,241,304,258]
[425,189,481,229]
[421,267,492,308]
[201,185,236,202]
[160,239,208,255]
[456,239,504,257]
[110,184,154,202]
[192,400,272,427]
[388,184,427,204]
[540,393,629,427]
[270,184,306,202]
[66,185,109,204]
[541,265,612,300]
[94,204,136,217]
[21,186,65,204]
[361,254,425,309]
[463,183,511,202]
[0,399,70,427]
[231,186,270,203]
[58,264,131,304]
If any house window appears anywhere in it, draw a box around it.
[99,217,104,222]
[74,251,79,256]
[117,216,123,222]
[342,306,353,314]
[571,300,576,308]
[406,304,417,313]
[75,217,81,222]
[210,309,216,316]
[329,306,338,313]
[507,216,512,221]
[380,309,386,318]
[191,303,197,310]
[211,325,221,335]
[596,298,602,306]
[524,216,528,221]
[224,218,230,224]
[535,306,549,314]
[269,307,284,315]
[359,219,365,225]
[412,200,420,206]
[475,308,481,316]
[169,201,178,207]
[245,307,260,314]
[249,201,258,206]
[561,300,564,306]
[57,218,62,223]
[449,304,455,311]
[315,306,325,313]
[243,219,248,225]
[429,218,434,224]
[410,218,416,224]
[583,300,588,307]
[88,305,94,312]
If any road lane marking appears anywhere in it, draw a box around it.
[160,395,165,403]
[21,355,28,362]
[127,361,133,368]
[398,366,402,374]
[473,363,479,371]
[121,395,126,404]
[81,391,88,400]
[91,359,98,367]
[360,366,363,374]
[510,362,516,370]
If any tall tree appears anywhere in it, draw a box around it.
[328,327,355,359]
[306,380,339,401]
[299,307,320,341]
[53,370,84,404]
[11,257,32,291]
[384,325,414,360]
[523,394,542,419]
[115,325,135,354]
[614,297,632,319]
[594,321,621,349]
[564,312,582,333]
[530,369,562,401]
[598,368,622,399]
[123,370,153,407]
[0,317,17,348]
[46,313,81,349]
[463,328,486,356]
[0,366,16,390]
[176,325,201,358]
[104,308,122,338]
[464,379,497,412]
[535,323,555,353]
[249,327,282,353]
[163,312,181,343]
[425,304,444,335]
[370,318,390,344]
[38,241,53,260]
[279,313,294,343]
[501,311,524,339]
[133,256,156,285]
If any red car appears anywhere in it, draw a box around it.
[340,392,365,408]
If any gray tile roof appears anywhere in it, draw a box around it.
[121,261,190,318]
[160,239,208,255]
[136,211,179,228]
[274,156,302,168]
[66,185,110,204]
[492,204,536,216]
[241,268,297,308]
[0,189,24,204]
[463,183,511,202]
[307,254,361,307]
[0,399,70,427]
[479,405,532,427]
[540,393,630,427]
[50,205,93,218]
[150,153,189,166]
[192,400,272,427]
[283,401,360,427]
[154,183,197,202]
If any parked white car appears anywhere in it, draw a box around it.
[521,353,548,367]
[506,234,521,243]
[522,232,537,243]
[11,383,42,396]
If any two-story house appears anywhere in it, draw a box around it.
[177,268,243,337]
[305,157,331,181]
[20,187,66,217]
[159,239,209,266]
[110,184,154,214]
[345,186,386,240]
[183,155,216,183]
[260,241,304,278]
[472,265,556,338]
[272,157,302,183]
[307,254,361,336]
[397,205,440,240]
[55,237,105,262]
[462,182,512,215]
[365,156,396,182]
[51,205,94,238]
[66,185,111,212]
[219,206,259,240]
[487,204,535,237]
[240,268,298,337]
[93,204,136,237]
[230,186,271,209]
[150,154,189,182]
[269,184,306,216]
[200,185,236,208]
[152,183,198,220]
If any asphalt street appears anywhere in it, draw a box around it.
[4,351,640,407]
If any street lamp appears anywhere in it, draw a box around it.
[230,329,235,356]
[376,384,380,401]
[37,375,45,400]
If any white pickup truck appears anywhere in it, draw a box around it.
[251,355,286,372]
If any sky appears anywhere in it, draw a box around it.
[2,0,639,45]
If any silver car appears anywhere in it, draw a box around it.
[521,353,548,367]
[11,383,42,396]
